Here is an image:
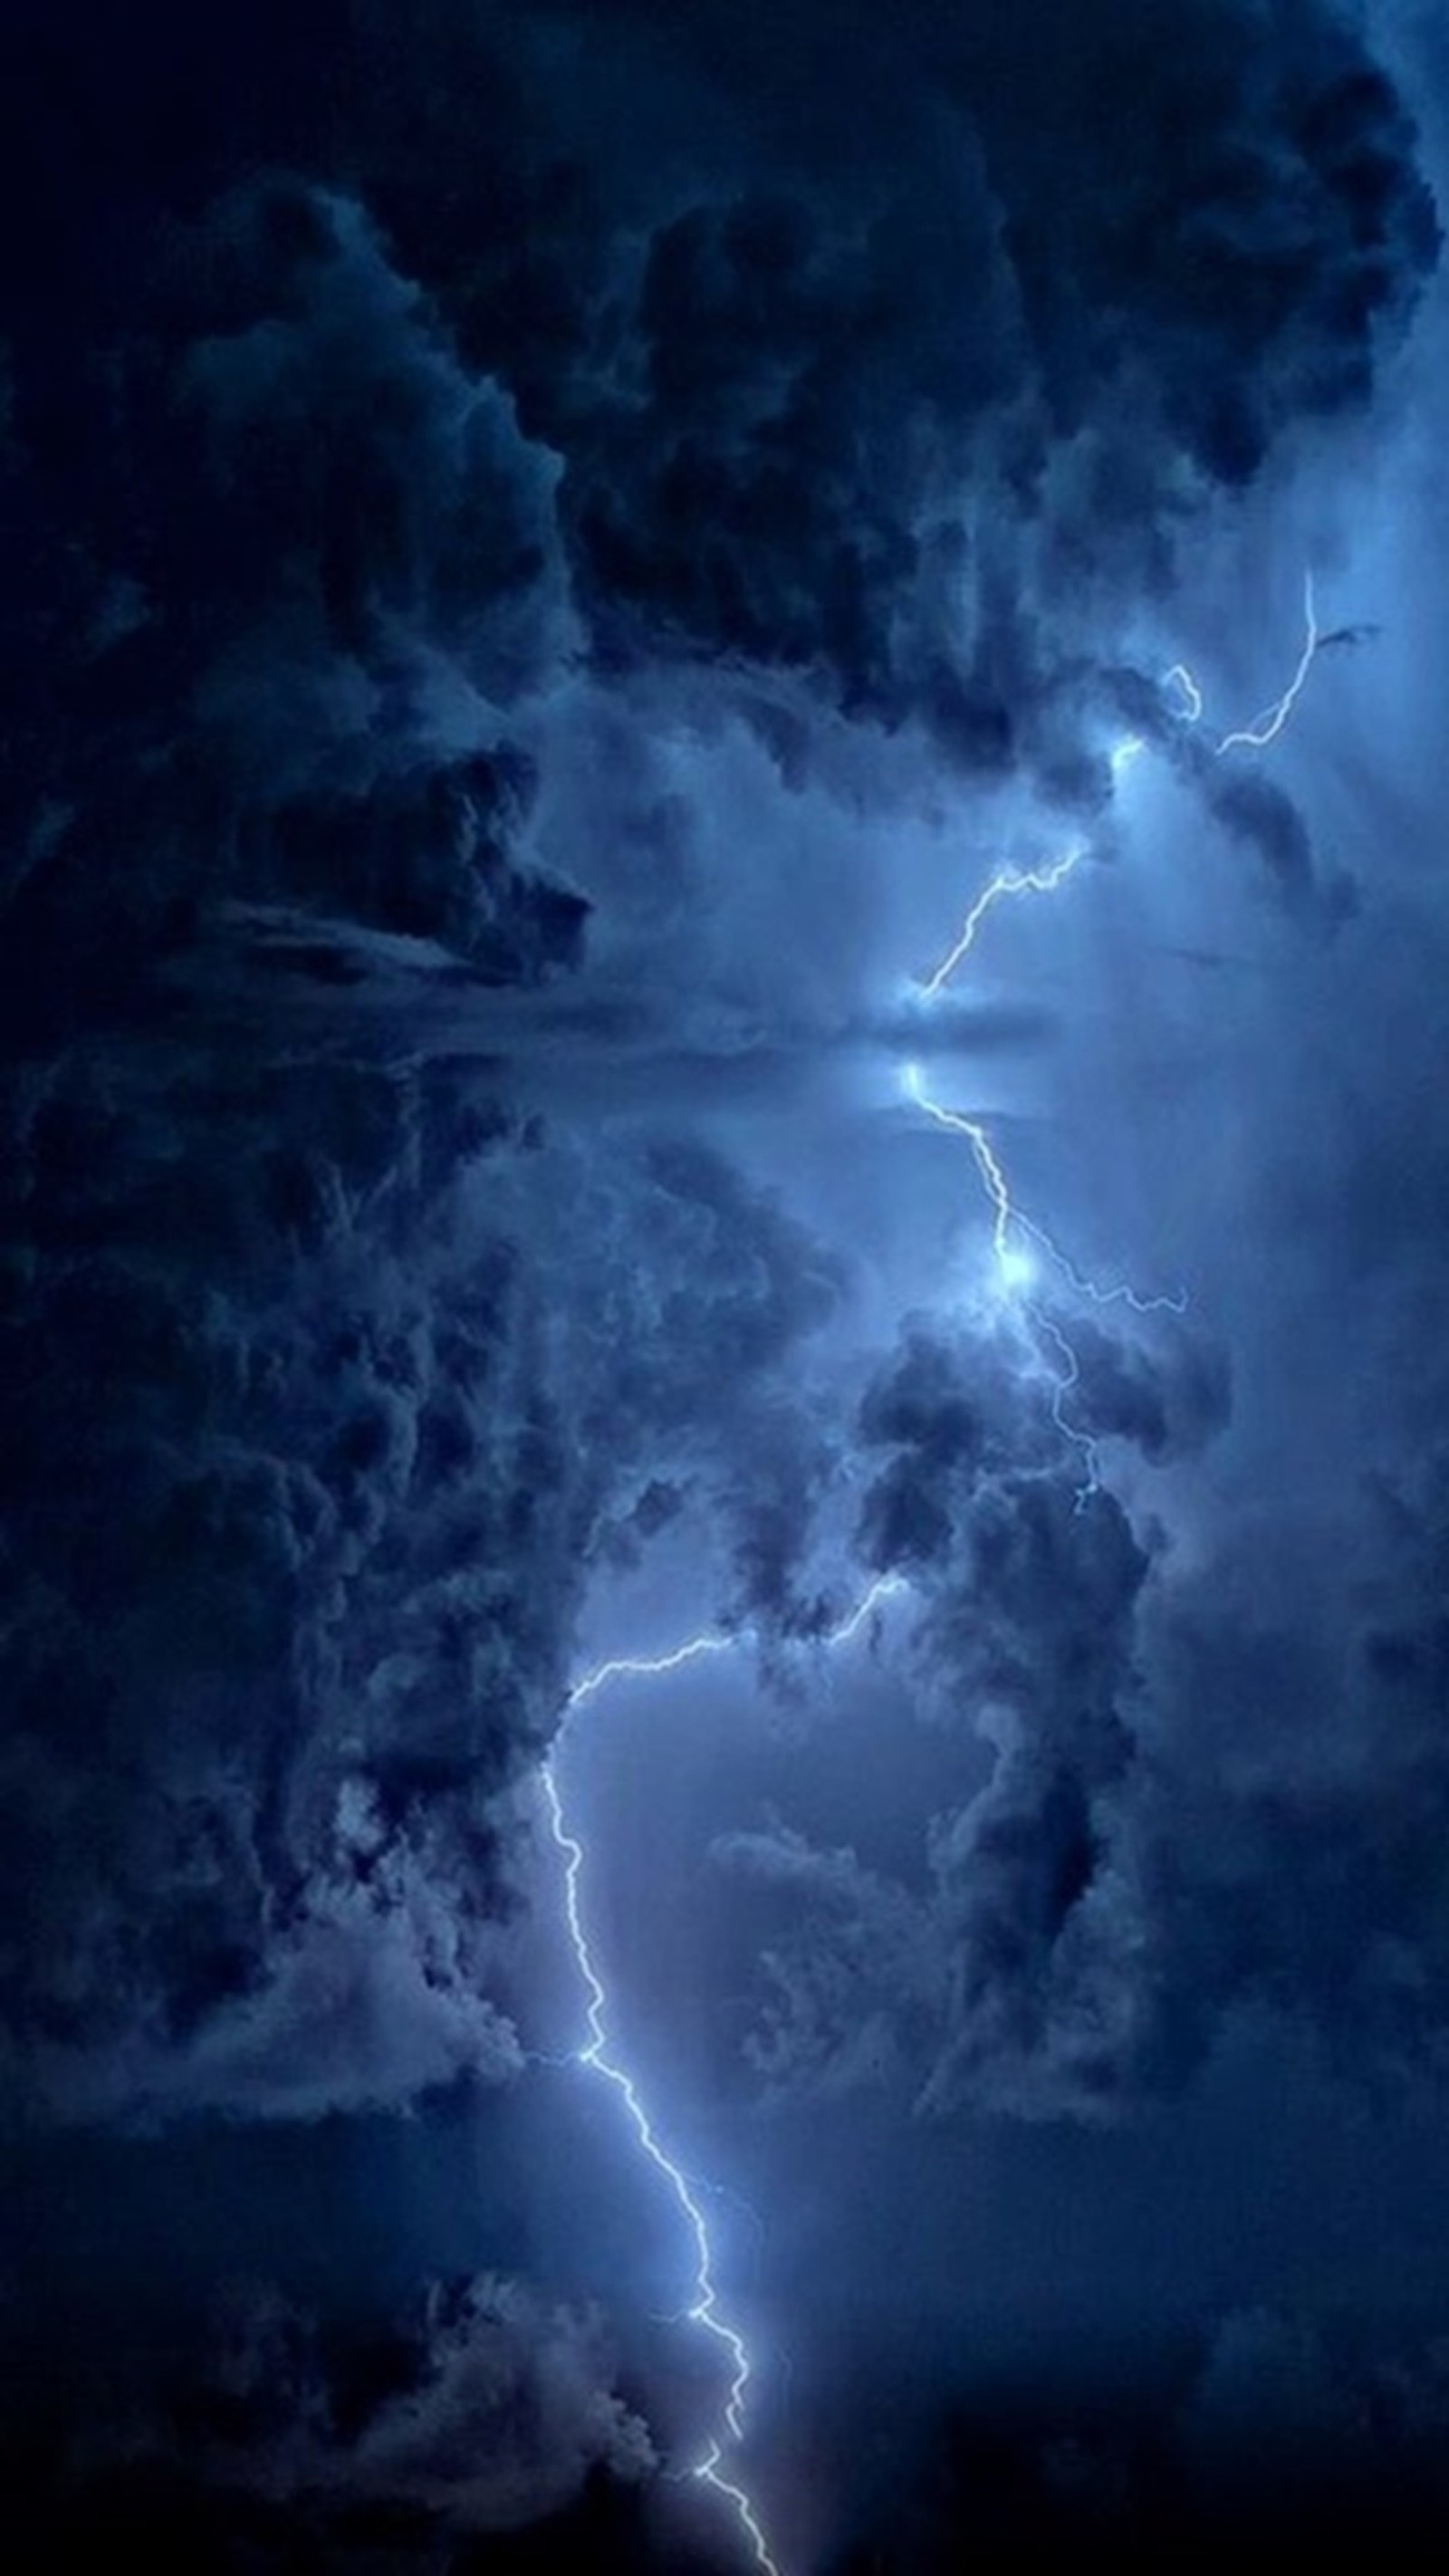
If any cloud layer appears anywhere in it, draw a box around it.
[2,0,1445,2555]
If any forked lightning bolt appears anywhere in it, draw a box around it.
[902,1063,1185,1321]
[909,579,1319,1492]
[901,1060,1143,1504]
[538,577,1321,2571]
[543,1577,904,2573]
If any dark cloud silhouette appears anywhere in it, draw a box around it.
[715,1331,1449,2123]
[1205,765,1361,925]
[2,0,1445,2560]
[0,1025,840,2125]
[11,2269,655,2569]
[715,1322,1190,2119]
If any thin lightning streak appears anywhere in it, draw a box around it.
[902,1062,1014,1265]
[1034,1310,1101,1506]
[533,574,1320,2568]
[543,1574,905,2574]
[919,737,1143,1001]
[540,1765,777,2567]
[1215,570,1319,753]
[1166,662,1204,724]
[1166,572,1320,755]
[821,1573,907,1646]
[904,577,1321,1406]
[1012,1212,1187,1317]
[566,1629,736,1711]
[901,1063,1184,1317]
[902,1058,1184,1506]
[924,576,1318,995]
[921,840,1088,998]
[696,2447,781,2566]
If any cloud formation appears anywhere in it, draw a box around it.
[2,0,1446,2554]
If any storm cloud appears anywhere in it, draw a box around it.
[3,0,1447,2562]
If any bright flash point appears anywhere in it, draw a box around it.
[994,1241,1037,1296]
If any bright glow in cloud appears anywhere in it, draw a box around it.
[900,1062,1185,1320]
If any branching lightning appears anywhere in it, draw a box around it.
[541,1758,776,2567]
[1168,570,1320,752]
[901,1062,1185,1320]
[533,577,1322,2569]
[907,581,1319,1491]
[542,1576,904,2573]
[902,1059,1136,1506]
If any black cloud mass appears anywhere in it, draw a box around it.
[3,0,1448,2568]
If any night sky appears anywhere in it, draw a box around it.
[5,2,1449,2568]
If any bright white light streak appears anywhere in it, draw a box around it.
[535,572,1320,2568]
[543,1572,906,2573]
[901,1063,1185,1318]
[921,840,1089,998]
[1215,570,1319,753]
[540,1763,776,2567]
[901,1062,1013,1269]
[925,576,1319,998]
[566,1629,737,1712]
[901,1062,1185,1508]
[1165,663,1204,724]
[920,738,1143,1001]
[1034,1309,1101,1509]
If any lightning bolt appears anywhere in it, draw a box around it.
[566,1628,738,1712]
[531,575,1321,2562]
[1165,662,1204,724]
[919,737,1146,1001]
[900,1060,1149,1506]
[542,1575,905,2573]
[905,735,1186,1497]
[901,1062,1185,1321]
[1214,570,1319,754]
[1166,570,1320,755]
[906,581,1320,1481]
[920,838,1089,999]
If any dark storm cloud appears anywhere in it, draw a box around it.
[3,0,1446,2555]
[824,2300,1449,2567]
[711,1822,948,2101]
[175,185,572,787]
[1118,1440,1449,2098]
[719,1351,1449,2124]
[0,1020,841,2124]
[409,0,1438,775]
[33,2271,653,2556]
[0,9,848,2130]
[716,1313,1224,2120]
[1204,765,1361,926]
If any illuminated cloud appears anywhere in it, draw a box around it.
[3,0,1446,2564]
